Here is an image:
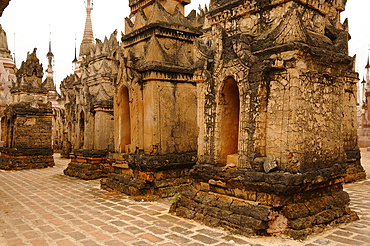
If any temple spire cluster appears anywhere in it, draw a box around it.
[0,0,368,241]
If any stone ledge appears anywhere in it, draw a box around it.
[174,183,359,240]
[64,161,110,180]
[0,147,54,156]
[190,163,346,196]
[101,152,197,196]
[109,152,197,172]
[64,151,111,180]
[72,149,109,158]
[4,104,53,116]
[101,171,191,197]
[0,154,55,170]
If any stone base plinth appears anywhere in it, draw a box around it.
[358,134,370,148]
[63,150,111,180]
[172,163,359,240]
[0,148,55,170]
[344,150,366,183]
[101,152,196,197]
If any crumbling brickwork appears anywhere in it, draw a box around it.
[64,150,111,180]
[172,0,364,240]
[0,48,54,170]
[102,152,196,196]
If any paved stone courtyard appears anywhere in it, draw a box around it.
[0,151,369,246]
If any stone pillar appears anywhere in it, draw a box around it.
[94,109,114,150]
[101,0,201,197]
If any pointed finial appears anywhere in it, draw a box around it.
[13,33,16,64]
[47,31,54,58]
[80,0,94,56]
[366,45,370,69]
[72,35,78,63]
[85,0,93,13]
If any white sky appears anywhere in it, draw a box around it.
[0,0,368,90]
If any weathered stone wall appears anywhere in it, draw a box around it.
[121,80,197,155]
[263,53,346,173]
[0,148,54,170]
[0,49,54,170]
[59,73,81,152]
[52,107,64,152]
[94,110,114,150]
[174,0,364,240]
[196,0,362,170]
[340,69,365,182]
[10,108,53,149]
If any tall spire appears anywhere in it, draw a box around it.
[366,46,370,83]
[80,0,94,57]
[44,34,56,92]
[47,35,54,64]
[13,33,16,65]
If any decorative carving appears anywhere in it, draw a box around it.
[173,0,364,241]
[11,48,46,94]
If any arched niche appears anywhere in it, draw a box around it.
[0,117,3,143]
[219,77,240,165]
[79,111,85,149]
[116,85,131,153]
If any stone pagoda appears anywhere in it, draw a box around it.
[101,0,202,196]
[43,38,64,152]
[0,48,55,170]
[62,0,119,179]
[172,0,364,239]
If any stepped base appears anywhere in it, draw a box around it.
[101,152,196,197]
[172,163,359,240]
[63,150,110,180]
[0,148,55,170]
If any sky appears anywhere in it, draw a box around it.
[0,0,368,91]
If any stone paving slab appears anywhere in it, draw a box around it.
[0,152,369,246]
